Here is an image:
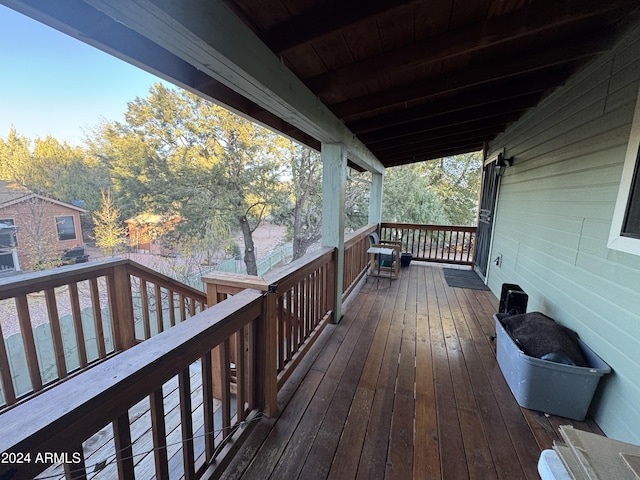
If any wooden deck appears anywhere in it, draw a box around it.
[220,262,603,480]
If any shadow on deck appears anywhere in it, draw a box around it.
[220,262,602,480]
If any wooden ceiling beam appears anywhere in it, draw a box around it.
[346,70,571,134]
[306,0,636,95]
[261,0,419,55]
[359,96,540,144]
[380,143,486,167]
[332,38,604,120]
[370,125,507,155]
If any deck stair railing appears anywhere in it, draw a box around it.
[0,259,207,409]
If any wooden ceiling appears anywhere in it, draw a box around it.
[222,0,640,167]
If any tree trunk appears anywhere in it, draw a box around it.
[239,215,258,275]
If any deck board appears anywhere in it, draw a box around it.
[222,262,601,479]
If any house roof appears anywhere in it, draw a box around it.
[5,0,640,169]
[0,180,87,213]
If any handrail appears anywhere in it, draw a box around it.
[0,259,207,409]
[0,289,265,480]
[203,247,336,395]
[380,222,477,266]
[343,224,377,300]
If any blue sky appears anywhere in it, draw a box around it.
[0,5,166,146]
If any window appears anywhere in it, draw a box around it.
[0,219,17,248]
[609,84,640,255]
[56,215,77,241]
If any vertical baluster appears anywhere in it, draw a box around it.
[287,288,296,354]
[179,369,195,479]
[455,230,461,261]
[112,413,135,479]
[246,318,256,411]
[15,295,42,391]
[428,228,435,260]
[201,353,215,461]
[277,294,285,371]
[89,278,107,358]
[63,444,86,480]
[155,284,164,333]
[150,387,169,479]
[69,283,88,368]
[45,288,67,379]
[140,279,151,339]
[0,321,16,405]
[235,326,246,421]
[219,338,231,434]
[179,294,187,323]
[168,291,176,327]
[189,297,196,317]
[293,283,300,348]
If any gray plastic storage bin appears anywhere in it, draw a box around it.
[494,314,611,420]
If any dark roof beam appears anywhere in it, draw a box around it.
[333,39,603,120]
[261,0,420,55]
[359,96,541,144]
[346,69,571,134]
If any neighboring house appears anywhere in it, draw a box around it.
[126,213,179,255]
[0,180,86,270]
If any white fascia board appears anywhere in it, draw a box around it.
[85,0,385,175]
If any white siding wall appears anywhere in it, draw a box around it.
[487,23,640,444]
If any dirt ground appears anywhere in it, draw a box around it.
[0,222,287,338]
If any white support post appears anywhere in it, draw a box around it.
[368,171,384,225]
[321,143,347,323]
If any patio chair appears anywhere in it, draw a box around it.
[368,232,401,280]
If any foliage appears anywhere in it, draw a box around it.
[92,84,284,275]
[271,143,323,260]
[93,189,128,256]
[382,152,482,226]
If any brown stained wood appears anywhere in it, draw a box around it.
[155,284,164,334]
[150,387,170,480]
[89,278,107,359]
[219,338,232,433]
[69,283,88,368]
[236,326,246,422]
[0,321,16,405]
[45,288,68,379]
[113,413,135,479]
[109,264,136,351]
[168,291,176,327]
[180,294,187,323]
[179,369,196,479]
[140,279,151,340]
[201,353,215,461]
[15,294,42,392]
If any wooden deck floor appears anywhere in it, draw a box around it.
[221,262,603,480]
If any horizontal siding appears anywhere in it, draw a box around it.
[487,22,640,444]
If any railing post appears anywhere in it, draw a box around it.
[109,264,137,350]
[257,289,278,417]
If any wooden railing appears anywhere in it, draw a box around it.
[0,259,207,409]
[0,289,265,480]
[1,248,339,480]
[380,222,477,266]
[203,247,336,392]
[342,224,377,300]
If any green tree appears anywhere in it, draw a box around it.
[93,189,128,256]
[0,128,32,183]
[94,84,284,275]
[272,143,323,260]
[381,153,482,226]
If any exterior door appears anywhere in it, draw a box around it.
[474,161,499,277]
